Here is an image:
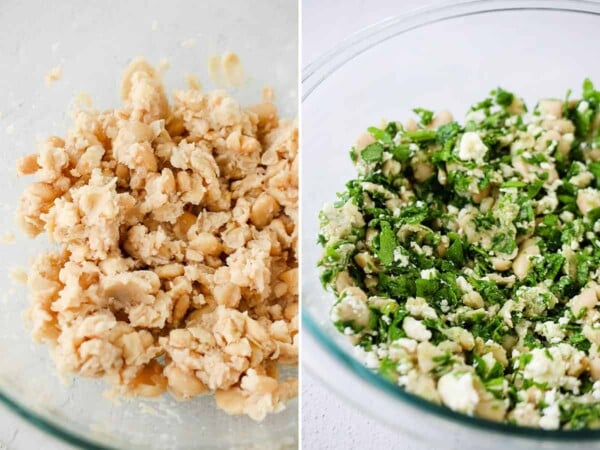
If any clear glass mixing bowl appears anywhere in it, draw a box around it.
[302,1,600,449]
[0,1,297,448]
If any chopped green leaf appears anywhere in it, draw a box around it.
[413,108,434,126]
[377,222,397,266]
[361,142,384,162]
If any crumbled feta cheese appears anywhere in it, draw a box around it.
[361,182,394,199]
[320,201,365,241]
[535,321,565,344]
[439,299,450,313]
[511,402,541,427]
[458,132,488,162]
[578,101,589,113]
[393,248,410,266]
[536,192,558,214]
[420,268,437,280]
[447,205,459,215]
[331,293,370,329]
[410,241,423,254]
[437,371,479,415]
[395,338,418,353]
[560,211,574,222]
[403,317,432,341]
[406,296,437,319]
[558,315,569,326]
[515,285,557,317]
[354,346,380,369]
[562,376,581,393]
[523,347,566,388]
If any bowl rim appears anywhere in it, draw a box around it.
[302,0,600,439]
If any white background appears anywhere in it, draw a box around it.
[0,1,437,449]
[301,1,440,449]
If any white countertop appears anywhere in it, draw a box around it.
[301,1,440,449]
[302,371,423,450]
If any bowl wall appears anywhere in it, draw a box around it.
[302,2,600,448]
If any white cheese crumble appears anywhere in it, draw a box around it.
[420,268,437,280]
[437,371,479,415]
[393,248,410,266]
[458,132,488,162]
[578,101,589,113]
[535,321,565,344]
[354,346,380,369]
[402,317,431,341]
[523,347,566,388]
[320,201,365,241]
[330,293,370,329]
[406,296,438,319]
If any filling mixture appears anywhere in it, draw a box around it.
[17,58,298,421]
[318,81,600,429]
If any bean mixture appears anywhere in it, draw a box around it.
[318,81,600,429]
[17,58,298,421]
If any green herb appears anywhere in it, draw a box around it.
[446,238,464,266]
[501,180,527,188]
[436,122,462,145]
[378,357,399,382]
[582,78,600,103]
[377,222,397,266]
[569,330,591,352]
[361,142,384,162]
[473,210,496,230]
[492,233,517,255]
[560,400,600,430]
[368,125,394,145]
[415,278,440,298]
[404,129,437,142]
[589,161,600,189]
[494,87,515,107]
[391,144,412,162]
[413,108,434,126]
[432,351,455,376]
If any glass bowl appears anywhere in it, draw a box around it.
[302,1,600,448]
[0,0,297,448]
